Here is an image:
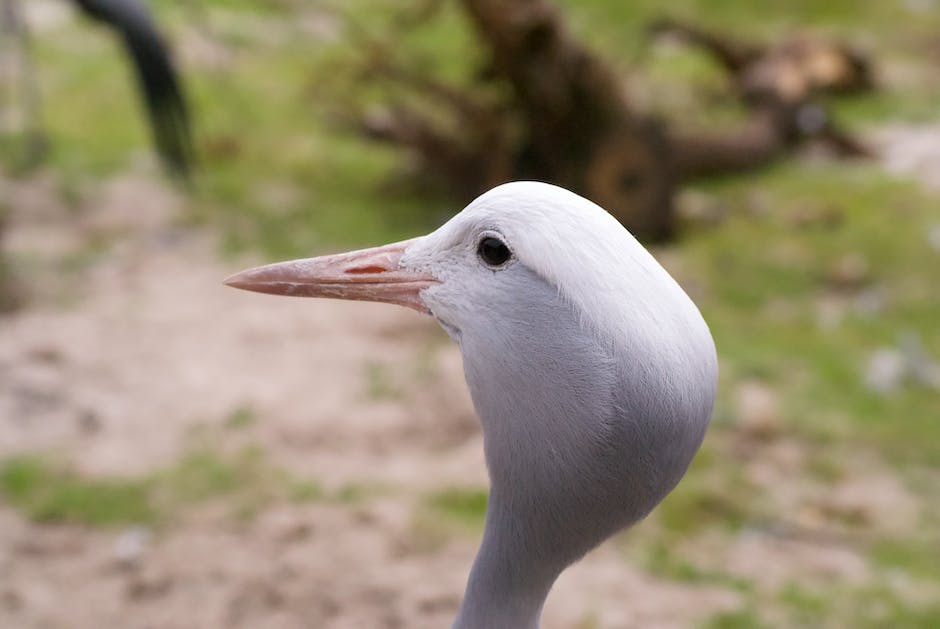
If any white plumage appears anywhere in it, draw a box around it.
[226,181,717,628]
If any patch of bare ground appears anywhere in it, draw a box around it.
[0,169,480,489]
[872,122,940,192]
[0,498,744,629]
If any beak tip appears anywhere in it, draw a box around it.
[223,271,257,291]
[222,274,241,288]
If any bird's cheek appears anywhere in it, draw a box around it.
[421,286,464,341]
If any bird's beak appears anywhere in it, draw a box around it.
[223,238,438,313]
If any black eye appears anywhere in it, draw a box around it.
[477,236,512,267]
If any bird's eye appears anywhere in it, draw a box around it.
[477,236,512,267]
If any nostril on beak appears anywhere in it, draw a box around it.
[345,265,388,275]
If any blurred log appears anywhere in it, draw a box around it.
[654,19,874,179]
[673,103,872,180]
[355,61,515,199]
[649,18,873,103]
[461,0,675,239]
[349,2,874,240]
[648,17,762,74]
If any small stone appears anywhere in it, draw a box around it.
[899,332,940,390]
[816,499,870,527]
[796,103,827,135]
[815,294,846,330]
[125,571,171,601]
[928,223,940,252]
[827,253,870,291]
[676,190,725,226]
[865,348,904,394]
[852,287,886,317]
[27,346,63,364]
[77,409,101,434]
[113,526,151,568]
[905,0,936,14]
[789,204,844,230]
[746,190,773,217]
[0,588,23,611]
[734,381,783,440]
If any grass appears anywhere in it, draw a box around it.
[0,447,323,527]
[848,586,940,629]
[777,583,832,625]
[702,567,940,628]
[654,447,757,536]
[363,361,401,400]
[870,537,940,581]
[0,455,154,526]
[681,163,940,465]
[288,479,325,503]
[0,448,409,527]
[332,482,385,504]
[426,486,489,529]
[702,608,769,629]
[405,486,489,553]
[774,580,940,629]
[224,405,257,430]
[640,540,751,590]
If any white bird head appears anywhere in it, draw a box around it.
[225,181,718,627]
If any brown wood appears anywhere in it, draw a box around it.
[349,2,873,241]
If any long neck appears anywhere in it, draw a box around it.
[450,270,622,628]
[448,265,717,627]
[452,489,560,629]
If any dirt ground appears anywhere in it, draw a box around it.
[1,122,938,628]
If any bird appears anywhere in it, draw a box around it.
[73,0,192,178]
[2,0,191,177]
[224,181,718,628]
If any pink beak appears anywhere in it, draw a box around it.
[223,238,438,313]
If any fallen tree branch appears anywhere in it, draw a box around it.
[345,2,875,240]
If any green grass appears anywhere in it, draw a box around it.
[776,582,940,629]
[426,486,488,528]
[363,361,402,400]
[680,162,940,465]
[332,482,384,504]
[224,405,257,430]
[654,446,758,536]
[0,447,325,527]
[37,32,150,176]
[640,540,752,590]
[0,455,154,526]
[704,573,940,628]
[405,486,489,552]
[777,583,832,625]
[702,608,769,629]
[870,537,940,581]
[288,479,325,503]
[158,447,266,502]
[848,585,940,629]
[0,447,409,527]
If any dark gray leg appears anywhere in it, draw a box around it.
[0,0,47,169]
